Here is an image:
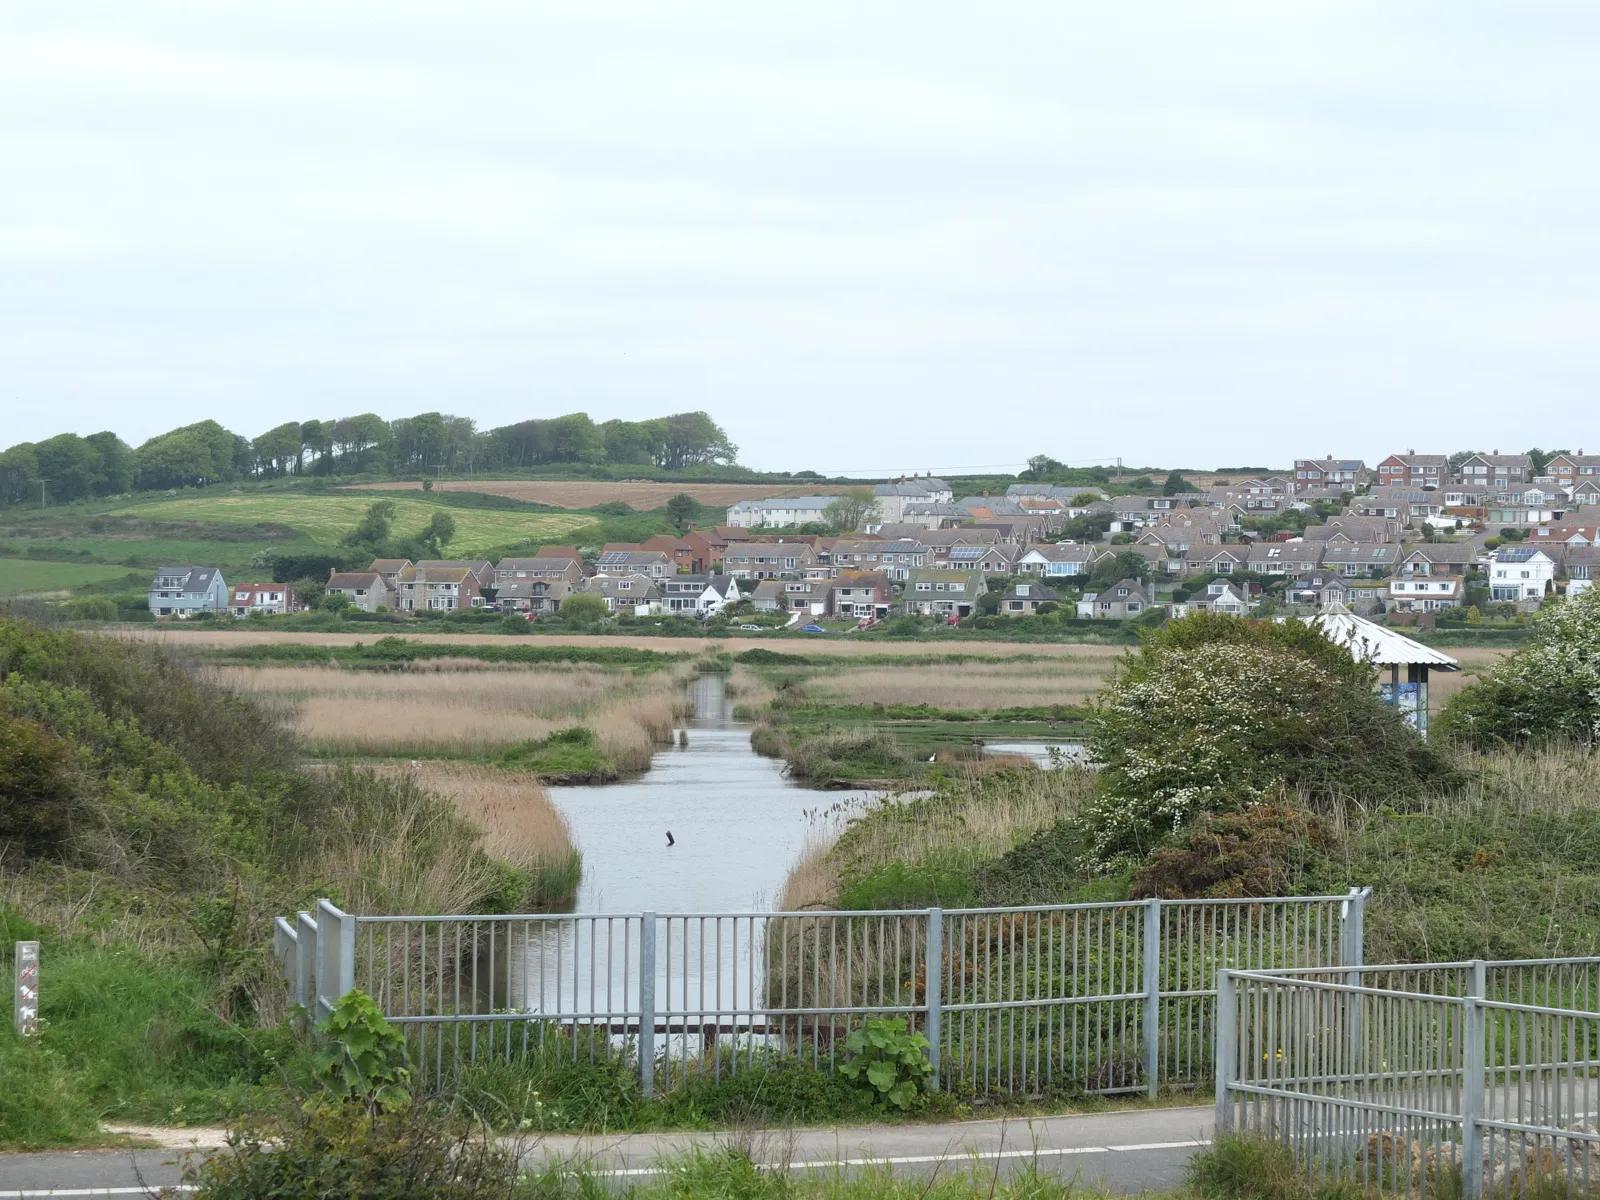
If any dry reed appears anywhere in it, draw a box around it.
[799,662,1109,710]
[219,663,690,761]
[384,762,575,868]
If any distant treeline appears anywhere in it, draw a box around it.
[0,410,738,506]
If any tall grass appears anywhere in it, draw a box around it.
[378,762,581,910]
[798,662,1111,710]
[220,662,691,761]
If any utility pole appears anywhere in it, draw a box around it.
[38,479,49,509]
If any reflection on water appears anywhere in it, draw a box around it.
[510,673,882,1017]
[549,673,872,914]
[983,741,1086,768]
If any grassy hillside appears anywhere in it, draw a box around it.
[0,559,147,596]
[110,492,590,556]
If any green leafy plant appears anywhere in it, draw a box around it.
[314,990,411,1107]
[837,1017,933,1109]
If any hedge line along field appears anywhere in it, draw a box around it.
[109,492,591,555]
[346,478,827,508]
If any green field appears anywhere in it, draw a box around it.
[111,493,591,556]
[0,558,146,596]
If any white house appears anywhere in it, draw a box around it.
[659,574,742,616]
[726,496,838,529]
[229,582,294,617]
[1017,543,1098,578]
[1488,547,1555,602]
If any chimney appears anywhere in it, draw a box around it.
[1408,448,1415,456]
[1493,448,1499,456]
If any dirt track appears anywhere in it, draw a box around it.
[343,480,826,509]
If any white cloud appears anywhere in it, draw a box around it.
[1,2,1598,468]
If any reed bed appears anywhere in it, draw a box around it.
[378,761,582,911]
[219,663,691,761]
[799,662,1109,710]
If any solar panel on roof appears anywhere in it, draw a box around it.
[598,551,632,565]
[950,546,984,559]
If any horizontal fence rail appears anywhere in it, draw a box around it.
[276,890,1367,1099]
[1217,956,1600,1200]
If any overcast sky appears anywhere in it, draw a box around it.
[4,3,1599,473]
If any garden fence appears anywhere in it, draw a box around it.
[275,890,1368,1099]
[1215,957,1600,1200]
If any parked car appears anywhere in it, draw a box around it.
[738,623,762,631]
[802,624,826,633]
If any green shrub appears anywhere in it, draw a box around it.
[1081,613,1450,867]
[182,1099,524,1200]
[314,991,411,1107]
[837,1017,934,1110]
[1129,805,1333,900]
[1438,586,1600,747]
[0,1033,102,1149]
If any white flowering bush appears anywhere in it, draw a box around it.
[1439,586,1600,747]
[1081,613,1447,868]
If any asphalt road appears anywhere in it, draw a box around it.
[0,1106,1215,1198]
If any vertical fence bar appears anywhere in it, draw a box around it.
[1462,960,1486,1200]
[1144,898,1162,1098]
[316,899,344,1018]
[1216,969,1237,1132]
[639,912,657,1099]
[296,911,316,1029]
[339,910,356,1000]
[925,908,943,1087]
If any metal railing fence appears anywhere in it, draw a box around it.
[1216,957,1600,1200]
[276,889,1368,1099]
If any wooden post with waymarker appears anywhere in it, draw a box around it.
[14,940,39,1035]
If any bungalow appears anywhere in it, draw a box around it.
[1388,575,1464,612]
[1398,544,1478,576]
[585,573,662,616]
[904,569,982,618]
[520,579,572,616]
[1192,580,1250,615]
[229,582,294,617]
[147,566,228,618]
[1245,542,1328,575]
[394,563,483,611]
[659,574,742,617]
[1094,579,1150,619]
[828,571,892,619]
[726,496,838,529]
[1018,543,1099,578]
[1489,547,1556,602]
[1181,546,1248,577]
[996,581,1060,616]
[1526,525,1597,547]
[1320,544,1400,577]
[930,542,1019,575]
[413,559,494,587]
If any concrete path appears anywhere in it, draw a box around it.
[0,1106,1213,1197]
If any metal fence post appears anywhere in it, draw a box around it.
[639,912,657,1099]
[316,898,350,1018]
[296,910,317,1029]
[1461,960,1486,1200]
[1144,898,1162,1098]
[13,941,40,1036]
[1215,969,1237,1132]
[925,908,943,1088]
[1342,887,1368,969]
